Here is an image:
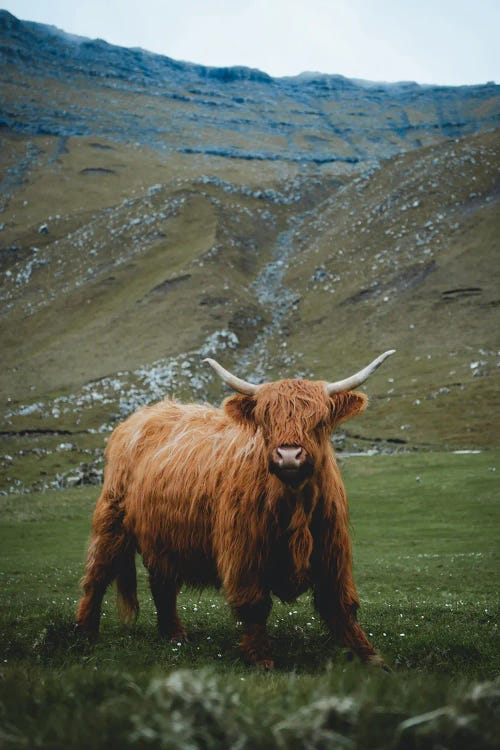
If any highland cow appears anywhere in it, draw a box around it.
[76,350,395,668]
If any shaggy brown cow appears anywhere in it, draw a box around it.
[76,350,395,668]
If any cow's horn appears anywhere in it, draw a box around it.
[204,358,260,396]
[325,350,396,395]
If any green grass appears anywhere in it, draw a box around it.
[0,452,499,749]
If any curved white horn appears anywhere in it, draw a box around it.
[325,349,396,395]
[204,358,260,396]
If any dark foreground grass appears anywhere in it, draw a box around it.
[0,452,499,749]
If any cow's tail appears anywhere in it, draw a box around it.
[115,540,139,625]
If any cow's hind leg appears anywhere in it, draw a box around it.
[148,570,187,641]
[233,596,273,670]
[76,494,133,637]
[77,535,117,637]
[116,543,139,626]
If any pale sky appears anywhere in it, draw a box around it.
[3,0,499,86]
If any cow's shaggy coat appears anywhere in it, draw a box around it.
[77,373,386,668]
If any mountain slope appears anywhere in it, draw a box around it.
[0,11,499,492]
[1,9,499,168]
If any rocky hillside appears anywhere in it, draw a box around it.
[1,10,499,168]
[0,10,499,493]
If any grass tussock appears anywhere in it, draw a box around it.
[1,665,498,750]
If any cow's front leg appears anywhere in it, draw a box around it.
[233,595,274,669]
[313,583,383,666]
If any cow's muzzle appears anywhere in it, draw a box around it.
[269,445,313,486]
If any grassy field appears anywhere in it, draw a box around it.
[0,451,499,749]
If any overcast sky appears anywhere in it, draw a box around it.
[3,0,499,85]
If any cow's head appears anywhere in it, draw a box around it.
[205,350,395,487]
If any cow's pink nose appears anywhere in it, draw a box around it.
[274,445,307,469]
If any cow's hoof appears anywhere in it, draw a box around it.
[74,623,98,641]
[169,630,189,644]
[256,658,275,671]
[367,654,392,673]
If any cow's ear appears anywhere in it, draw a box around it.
[223,394,257,425]
[329,391,367,425]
